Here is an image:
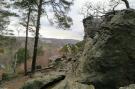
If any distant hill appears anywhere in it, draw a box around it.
[40,38,79,46]
[15,37,79,47]
[0,36,80,67]
[15,37,80,47]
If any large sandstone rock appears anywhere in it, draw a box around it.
[79,9,135,89]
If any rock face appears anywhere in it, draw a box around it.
[83,16,100,39]
[80,9,135,89]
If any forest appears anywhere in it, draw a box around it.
[0,0,135,89]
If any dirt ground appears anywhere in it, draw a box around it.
[1,75,29,89]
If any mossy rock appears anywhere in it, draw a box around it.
[21,74,65,89]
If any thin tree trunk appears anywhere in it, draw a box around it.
[13,54,17,73]
[24,6,31,75]
[31,0,43,73]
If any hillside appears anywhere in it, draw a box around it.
[14,37,79,46]
[10,9,135,89]
[0,37,79,80]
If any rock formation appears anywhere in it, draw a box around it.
[79,9,135,89]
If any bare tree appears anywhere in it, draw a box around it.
[81,1,109,18]
[81,0,130,19]
[110,0,130,10]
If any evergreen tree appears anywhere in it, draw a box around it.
[0,1,17,35]
[31,0,74,73]
[13,0,74,74]
[13,0,37,75]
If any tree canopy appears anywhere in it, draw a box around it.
[0,1,18,35]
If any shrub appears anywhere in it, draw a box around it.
[2,72,17,81]
[37,46,44,56]
[0,48,4,54]
[15,48,30,64]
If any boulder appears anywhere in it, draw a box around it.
[79,9,135,89]
[21,74,65,89]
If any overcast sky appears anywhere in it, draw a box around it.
[8,0,135,40]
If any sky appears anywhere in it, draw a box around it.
[7,0,135,41]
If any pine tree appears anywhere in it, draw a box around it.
[13,0,37,75]
[31,0,74,73]
[13,0,74,74]
[0,1,17,35]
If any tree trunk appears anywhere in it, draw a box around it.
[24,6,31,75]
[31,0,43,73]
[13,54,17,73]
[122,0,130,8]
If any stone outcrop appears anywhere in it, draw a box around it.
[83,16,100,39]
[79,9,135,89]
